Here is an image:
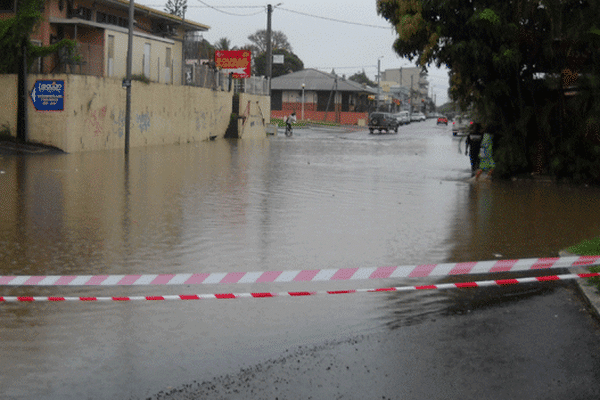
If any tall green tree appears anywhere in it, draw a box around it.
[246,30,292,54]
[349,70,376,87]
[164,0,187,18]
[378,0,600,183]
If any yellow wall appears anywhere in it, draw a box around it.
[104,29,182,85]
[237,93,272,139]
[0,75,18,134]
[0,74,236,152]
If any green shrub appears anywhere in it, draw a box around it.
[568,237,600,292]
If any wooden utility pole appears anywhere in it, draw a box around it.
[266,4,273,94]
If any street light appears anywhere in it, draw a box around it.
[301,83,305,120]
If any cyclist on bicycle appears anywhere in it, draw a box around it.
[285,112,297,134]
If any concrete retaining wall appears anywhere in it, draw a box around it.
[237,93,271,139]
[0,74,236,152]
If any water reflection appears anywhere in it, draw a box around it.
[2,125,600,399]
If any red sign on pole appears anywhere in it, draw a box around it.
[215,50,252,78]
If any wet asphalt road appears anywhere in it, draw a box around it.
[2,120,600,399]
[148,283,600,400]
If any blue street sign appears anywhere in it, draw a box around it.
[30,80,64,111]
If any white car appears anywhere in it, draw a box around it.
[411,112,426,122]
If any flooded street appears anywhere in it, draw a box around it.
[2,120,600,399]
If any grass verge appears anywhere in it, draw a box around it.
[567,237,600,292]
[270,119,343,129]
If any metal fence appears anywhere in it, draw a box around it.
[184,64,230,91]
[233,76,270,96]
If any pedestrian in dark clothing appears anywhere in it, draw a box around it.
[465,123,483,175]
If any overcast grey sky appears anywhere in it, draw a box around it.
[138,0,451,105]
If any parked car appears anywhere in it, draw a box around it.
[392,111,410,126]
[452,114,473,136]
[411,112,426,122]
[369,112,398,134]
[437,116,448,125]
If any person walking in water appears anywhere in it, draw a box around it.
[465,123,483,176]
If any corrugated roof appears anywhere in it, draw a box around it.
[271,69,377,93]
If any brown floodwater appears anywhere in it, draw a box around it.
[1,121,600,399]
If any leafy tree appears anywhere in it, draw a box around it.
[377,0,600,183]
[349,70,376,87]
[246,30,292,54]
[0,0,76,74]
[254,49,303,78]
[164,0,187,18]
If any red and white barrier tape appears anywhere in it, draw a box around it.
[1,256,599,287]
[1,272,598,302]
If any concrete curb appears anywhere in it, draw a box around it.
[559,250,600,321]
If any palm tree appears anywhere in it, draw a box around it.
[214,37,232,51]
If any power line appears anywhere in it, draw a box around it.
[278,7,391,29]
[194,1,265,16]
[146,2,391,29]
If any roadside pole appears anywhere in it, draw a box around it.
[17,39,28,143]
[266,4,272,94]
[124,0,135,155]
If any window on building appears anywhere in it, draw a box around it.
[0,0,16,12]
[165,47,171,83]
[143,43,151,78]
[71,6,92,20]
[107,35,115,77]
[97,12,129,28]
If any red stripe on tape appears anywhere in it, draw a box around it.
[455,282,478,288]
[292,270,319,282]
[449,262,477,275]
[221,272,246,284]
[183,274,210,285]
[180,295,200,300]
[490,259,518,273]
[536,275,560,281]
[531,258,558,270]
[409,264,437,278]
[257,271,283,283]
[151,275,176,285]
[496,279,519,285]
[251,292,275,298]
[118,275,142,285]
[331,268,359,280]
[215,293,236,299]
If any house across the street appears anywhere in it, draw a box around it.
[270,69,377,125]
